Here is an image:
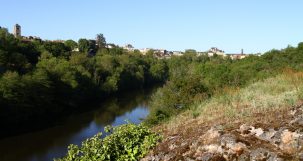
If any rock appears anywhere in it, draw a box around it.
[238,124,252,135]
[184,157,196,161]
[250,127,264,137]
[201,144,223,154]
[289,109,298,116]
[279,129,302,154]
[238,152,250,161]
[238,125,265,138]
[169,144,178,150]
[230,142,247,156]
[200,127,223,144]
[196,152,213,161]
[290,116,303,126]
[196,152,225,161]
[250,148,282,161]
[220,134,237,148]
[163,153,174,161]
[258,128,277,142]
[270,128,285,147]
[220,134,247,159]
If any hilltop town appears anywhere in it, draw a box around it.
[2,24,259,60]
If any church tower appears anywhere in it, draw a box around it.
[13,24,21,37]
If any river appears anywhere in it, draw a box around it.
[0,87,157,161]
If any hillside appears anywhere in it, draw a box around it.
[143,72,303,160]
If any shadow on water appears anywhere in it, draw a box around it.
[0,87,158,161]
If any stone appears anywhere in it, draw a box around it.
[290,117,303,126]
[201,144,223,154]
[250,127,264,137]
[196,152,225,161]
[250,148,281,161]
[200,128,222,145]
[220,134,237,148]
[258,128,277,142]
[279,130,302,154]
[238,124,252,135]
[230,142,247,156]
[169,144,178,150]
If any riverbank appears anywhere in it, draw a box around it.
[143,72,303,160]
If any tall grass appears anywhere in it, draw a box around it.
[159,71,303,131]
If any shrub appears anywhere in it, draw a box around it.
[56,123,161,161]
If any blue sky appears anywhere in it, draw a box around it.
[1,0,302,53]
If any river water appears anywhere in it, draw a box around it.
[0,87,157,161]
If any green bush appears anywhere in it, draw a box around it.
[56,123,161,161]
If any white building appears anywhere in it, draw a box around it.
[208,47,225,57]
[139,48,153,55]
[172,51,183,56]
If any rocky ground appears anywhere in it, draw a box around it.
[142,103,303,161]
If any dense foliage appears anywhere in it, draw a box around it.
[145,44,303,125]
[56,123,161,161]
[0,28,168,136]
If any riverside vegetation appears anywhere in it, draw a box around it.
[1,26,303,160]
[0,28,168,137]
[58,42,303,160]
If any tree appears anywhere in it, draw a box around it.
[96,34,106,49]
[150,60,168,82]
[185,49,197,54]
[64,40,78,51]
[146,49,154,57]
[43,41,70,58]
[78,39,90,53]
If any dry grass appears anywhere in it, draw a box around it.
[155,71,303,135]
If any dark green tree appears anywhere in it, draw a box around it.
[64,40,78,51]
[96,34,106,49]
[78,38,90,53]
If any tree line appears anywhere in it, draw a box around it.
[0,28,168,137]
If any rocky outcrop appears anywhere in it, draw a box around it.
[142,104,303,161]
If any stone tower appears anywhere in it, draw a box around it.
[13,24,21,37]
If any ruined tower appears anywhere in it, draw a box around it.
[13,24,21,37]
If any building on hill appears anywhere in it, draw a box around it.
[153,49,172,58]
[172,51,183,56]
[207,47,225,57]
[106,44,117,49]
[139,48,153,55]
[21,36,42,42]
[13,24,21,37]
[11,24,42,42]
[226,49,249,60]
[123,44,135,51]
[197,51,208,56]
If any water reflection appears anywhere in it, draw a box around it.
[0,87,156,161]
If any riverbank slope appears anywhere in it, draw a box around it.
[143,72,303,160]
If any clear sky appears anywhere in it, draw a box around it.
[1,0,302,53]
